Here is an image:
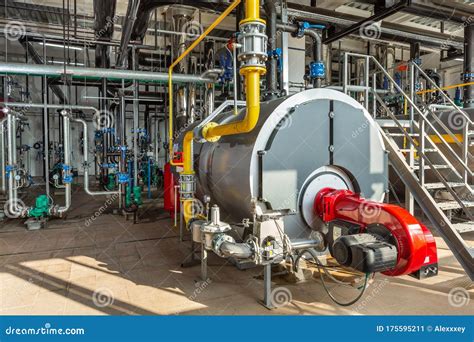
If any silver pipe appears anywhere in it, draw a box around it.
[0,63,216,84]
[72,118,121,196]
[117,0,141,67]
[56,111,71,214]
[0,102,100,116]
[219,241,253,259]
[0,118,6,193]
[290,239,324,251]
[286,7,463,49]
[43,76,50,198]
[5,110,27,217]
[133,80,139,186]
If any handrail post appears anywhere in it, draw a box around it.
[462,124,469,185]
[365,56,370,110]
[419,117,425,186]
[372,72,377,118]
[343,53,348,95]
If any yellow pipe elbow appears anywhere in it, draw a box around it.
[204,68,264,139]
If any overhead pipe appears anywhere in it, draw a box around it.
[93,0,118,69]
[117,0,142,68]
[0,62,216,84]
[286,3,464,49]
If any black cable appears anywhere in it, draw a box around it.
[296,249,370,307]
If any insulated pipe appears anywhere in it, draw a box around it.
[276,23,323,88]
[73,117,121,196]
[0,118,6,193]
[56,111,72,215]
[5,110,25,217]
[117,0,141,68]
[0,63,215,84]
[219,241,253,259]
[0,102,100,117]
[264,0,278,100]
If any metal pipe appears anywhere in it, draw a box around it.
[286,4,464,49]
[0,102,100,116]
[276,23,323,88]
[464,22,474,109]
[56,111,71,214]
[290,239,324,251]
[72,117,121,196]
[0,118,6,193]
[265,0,278,99]
[167,0,242,166]
[4,109,27,217]
[0,63,216,84]
[117,0,142,67]
[219,241,253,259]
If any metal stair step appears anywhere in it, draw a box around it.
[387,133,419,137]
[424,182,467,190]
[399,148,437,153]
[437,201,474,210]
[412,164,450,170]
[452,222,474,234]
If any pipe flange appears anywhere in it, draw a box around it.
[202,122,221,142]
[212,234,235,257]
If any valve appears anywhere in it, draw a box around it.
[309,61,326,80]
[295,21,326,38]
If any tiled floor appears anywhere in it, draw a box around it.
[0,187,473,315]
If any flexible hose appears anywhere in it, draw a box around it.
[295,249,370,307]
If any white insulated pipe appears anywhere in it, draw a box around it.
[72,117,121,196]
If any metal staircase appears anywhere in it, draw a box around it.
[341,52,474,280]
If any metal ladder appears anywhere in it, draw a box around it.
[341,52,474,280]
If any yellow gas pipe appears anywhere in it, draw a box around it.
[181,0,267,223]
[168,0,242,167]
[167,0,244,223]
[203,0,266,140]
